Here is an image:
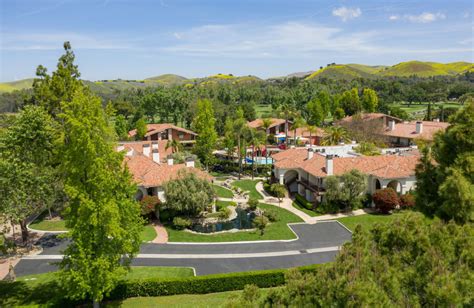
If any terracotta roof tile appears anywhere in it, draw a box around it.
[247,118,287,129]
[383,121,449,141]
[129,123,197,137]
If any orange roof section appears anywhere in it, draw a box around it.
[383,121,449,140]
[247,118,287,129]
[273,148,420,179]
[128,123,197,137]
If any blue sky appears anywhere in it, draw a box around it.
[0,0,472,81]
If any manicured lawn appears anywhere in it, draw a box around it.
[232,179,263,200]
[2,267,194,307]
[29,213,68,231]
[106,288,276,307]
[337,211,415,232]
[215,200,236,210]
[166,203,303,242]
[213,184,234,198]
[140,225,157,242]
[291,202,321,217]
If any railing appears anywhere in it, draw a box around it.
[297,178,325,194]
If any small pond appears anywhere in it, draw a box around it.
[190,207,256,233]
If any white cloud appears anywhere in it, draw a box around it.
[389,15,399,21]
[332,7,362,22]
[406,12,446,23]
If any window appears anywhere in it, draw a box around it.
[179,133,184,139]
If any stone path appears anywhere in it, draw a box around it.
[255,181,371,224]
[151,222,168,244]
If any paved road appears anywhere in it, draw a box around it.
[14,221,351,277]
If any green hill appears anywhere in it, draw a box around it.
[306,61,473,80]
[0,78,35,93]
[145,74,188,85]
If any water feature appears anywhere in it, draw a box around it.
[190,207,256,233]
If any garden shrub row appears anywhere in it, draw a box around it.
[295,194,314,210]
[108,264,320,300]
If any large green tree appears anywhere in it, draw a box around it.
[416,102,474,224]
[192,99,218,168]
[0,105,58,243]
[361,88,378,112]
[58,89,143,306]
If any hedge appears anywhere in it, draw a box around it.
[295,194,313,210]
[108,264,320,300]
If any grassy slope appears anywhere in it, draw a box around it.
[145,74,189,84]
[166,203,303,242]
[231,179,263,200]
[0,78,35,93]
[336,211,432,232]
[106,288,275,307]
[213,184,234,198]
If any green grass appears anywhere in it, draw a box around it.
[255,104,273,118]
[29,213,68,231]
[291,202,321,217]
[1,266,194,307]
[213,184,234,198]
[231,179,263,200]
[140,225,157,242]
[166,203,303,242]
[337,212,409,232]
[105,288,275,307]
[215,200,236,210]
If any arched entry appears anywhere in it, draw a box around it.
[387,180,401,193]
[374,179,381,190]
[283,169,299,193]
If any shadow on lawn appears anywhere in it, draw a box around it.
[0,280,76,307]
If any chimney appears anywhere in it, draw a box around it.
[307,148,314,160]
[416,121,423,134]
[143,144,150,157]
[117,144,125,152]
[185,157,195,168]
[167,155,174,166]
[325,155,334,176]
[388,120,396,131]
[433,118,440,122]
[152,149,160,163]
[152,141,159,150]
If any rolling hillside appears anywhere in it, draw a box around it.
[0,79,35,93]
[305,61,473,80]
[145,74,188,84]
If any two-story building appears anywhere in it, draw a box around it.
[128,123,197,144]
[272,145,419,204]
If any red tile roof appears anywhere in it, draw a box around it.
[383,121,449,141]
[247,118,287,129]
[289,126,325,138]
[273,148,420,179]
[128,123,197,138]
[338,113,402,124]
[120,141,173,162]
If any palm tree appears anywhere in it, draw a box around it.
[231,109,247,180]
[278,102,296,148]
[165,139,182,153]
[292,116,306,146]
[261,118,273,137]
[306,125,318,145]
[322,126,350,146]
[247,129,266,179]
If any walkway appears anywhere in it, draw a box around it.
[15,221,351,276]
[255,181,370,224]
[151,222,168,244]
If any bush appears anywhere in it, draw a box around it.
[295,194,313,210]
[263,209,278,222]
[172,217,192,230]
[373,188,399,214]
[247,197,259,211]
[107,265,320,300]
[140,195,160,216]
[253,215,269,235]
[400,193,415,209]
[159,209,175,222]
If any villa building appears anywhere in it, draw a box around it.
[117,141,212,202]
[272,145,419,204]
[128,123,197,144]
[247,118,290,135]
[338,113,448,146]
[288,126,326,146]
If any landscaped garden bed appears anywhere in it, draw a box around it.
[231,179,263,200]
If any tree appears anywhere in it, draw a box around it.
[361,88,378,112]
[114,114,129,140]
[0,105,58,244]
[192,99,218,169]
[165,139,182,154]
[163,170,214,216]
[135,118,147,141]
[58,89,143,307]
[229,108,247,179]
[257,212,473,307]
[247,197,259,211]
[373,188,399,214]
[339,88,361,116]
[306,125,318,145]
[31,41,82,117]
[271,184,286,206]
[322,126,350,146]
[261,118,273,135]
[354,142,380,156]
[253,215,269,235]
[416,102,474,224]
[277,102,296,148]
[246,128,266,179]
[291,116,306,146]
[333,107,345,120]
[306,98,324,126]
[322,170,367,211]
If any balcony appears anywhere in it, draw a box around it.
[297,178,325,195]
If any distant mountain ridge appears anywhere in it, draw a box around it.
[305,61,473,80]
[1,61,472,93]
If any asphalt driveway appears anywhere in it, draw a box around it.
[14,221,351,276]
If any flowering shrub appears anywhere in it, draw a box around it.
[400,193,415,209]
[372,188,399,214]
